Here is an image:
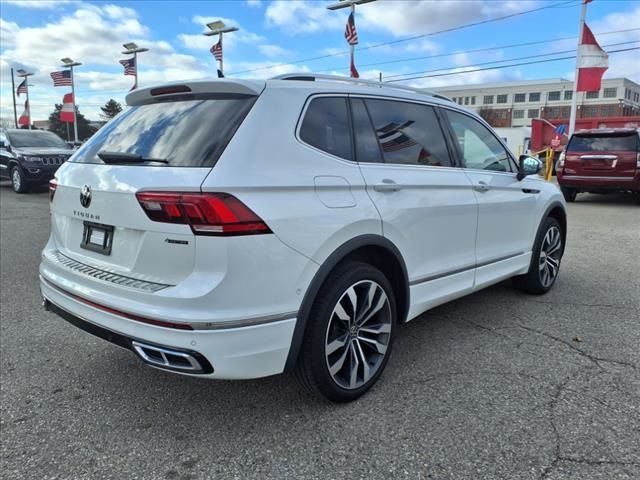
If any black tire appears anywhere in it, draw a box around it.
[11,166,29,194]
[512,217,564,295]
[294,261,396,403]
[561,186,577,202]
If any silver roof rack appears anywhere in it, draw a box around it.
[271,73,453,102]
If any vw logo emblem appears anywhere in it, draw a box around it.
[80,185,92,208]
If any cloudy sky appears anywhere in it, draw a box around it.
[1,0,639,122]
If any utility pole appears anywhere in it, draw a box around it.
[122,42,149,89]
[203,20,238,77]
[61,58,82,143]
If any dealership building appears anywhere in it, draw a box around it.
[431,77,640,128]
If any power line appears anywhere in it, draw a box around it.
[384,47,640,83]
[381,40,640,81]
[317,28,640,73]
[229,0,579,75]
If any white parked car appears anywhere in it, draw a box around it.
[40,75,567,402]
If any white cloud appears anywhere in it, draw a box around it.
[258,44,291,58]
[3,0,79,9]
[245,0,262,7]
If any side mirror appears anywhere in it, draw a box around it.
[517,155,542,181]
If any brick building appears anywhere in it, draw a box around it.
[431,77,640,128]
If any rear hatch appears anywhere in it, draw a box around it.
[48,80,263,287]
[563,130,639,178]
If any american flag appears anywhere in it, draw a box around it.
[16,78,27,96]
[345,11,358,46]
[50,70,72,86]
[210,38,223,61]
[377,121,418,152]
[119,58,136,76]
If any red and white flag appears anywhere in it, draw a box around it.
[210,36,223,62]
[349,51,359,79]
[18,100,30,126]
[60,93,75,123]
[576,23,608,92]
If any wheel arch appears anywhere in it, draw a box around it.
[544,201,567,252]
[284,234,409,372]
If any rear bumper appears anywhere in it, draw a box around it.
[557,174,640,191]
[41,276,297,380]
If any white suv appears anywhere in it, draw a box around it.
[40,74,566,402]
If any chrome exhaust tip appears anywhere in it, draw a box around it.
[131,341,204,373]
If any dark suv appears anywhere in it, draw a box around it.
[0,129,73,193]
[557,128,640,202]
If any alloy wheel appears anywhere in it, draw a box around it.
[539,225,562,288]
[324,280,392,390]
[12,169,21,192]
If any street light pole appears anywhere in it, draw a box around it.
[16,69,34,130]
[327,0,376,78]
[122,42,149,88]
[61,58,81,142]
[203,21,239,77]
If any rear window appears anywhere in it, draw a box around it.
[567,133,638,152]
[71,97,255,167]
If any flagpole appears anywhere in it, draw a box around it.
[11,68,18,128]
[569,1,588,136]
[350,4,356,78]
[219,33,224,76]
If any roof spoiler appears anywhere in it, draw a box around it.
[126,79,266,106]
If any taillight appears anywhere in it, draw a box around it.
[49,179,57,202]
[136,192,271,236]
[557,151,566,169]
[636,152,640,169]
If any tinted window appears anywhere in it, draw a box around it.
[300,97,352,161]
[350,99,382,163]
[364,99,451,167]
[446,110,513,173]
[71,97,255,167]
[567,133,638,152]
[6,130,69,149]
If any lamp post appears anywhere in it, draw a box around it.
[61,57,81,142]
[203,21,238,76]
[122,42,149,88]
[16,69,34,130]
[327,0,375,78]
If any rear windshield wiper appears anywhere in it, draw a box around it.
[97,151,169,164]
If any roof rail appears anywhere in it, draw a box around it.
[271,73,453,102]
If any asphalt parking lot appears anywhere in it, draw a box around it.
[1,183,638,480]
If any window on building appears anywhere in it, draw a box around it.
[300,97,352,161]
[483,95,494,105]
[548,91,561,101]
[458,98,463,105]
[528,109,539,119]
[512,109,524,119]
[529,92,541,102]
[582,105,598,117]
[547,107,560,119]
[445,110,513,173]
[471,96,476,105]
[625,89,631,99]
[564,90,573,100]
[586,91,599,99]
[465,96,469,105]
[603,87,617,98]
[561,106,571,118]
[364,98,452,167]
[496,94,508,104]
[600,105,615,117]
[514,93,526,103]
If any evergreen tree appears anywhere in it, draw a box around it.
[100,99,123,120]
[48,104,96,141]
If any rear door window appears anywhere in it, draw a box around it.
[70,96,256,167]
[567,133,638,152]
[363,98,452,167]
[299,97,352,161]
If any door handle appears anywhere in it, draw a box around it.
[473,181,490,193]
[373,179,401,192]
